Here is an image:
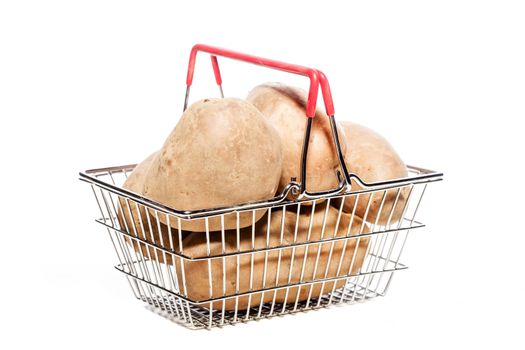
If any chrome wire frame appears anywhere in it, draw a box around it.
[80,165,441,329]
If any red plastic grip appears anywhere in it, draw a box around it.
[317,70,335,116]
[210,55,222,85]
[186,44,324,118]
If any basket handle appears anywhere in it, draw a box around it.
[207,62,336,117]
[184,44,349,196]
[185,43,334,117]
[316,70,335,116]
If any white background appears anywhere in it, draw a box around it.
[1,0,524,349]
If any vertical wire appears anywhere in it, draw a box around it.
[366,188,403,296]
[318,196,345,306]
[281,203,301,314]
[125,275,139,299]
[305,199,331,309]
[362,190,389,297]
[177,217,193,327]
[106,191,138,274]
[328,194,357,303]
[112,197,146,297]
[340,193,373,303]
[123,198,150,282]
[380,185,415,295]
[165,214,185,322]
[98,188,113,226]
[220,214,226,326]
[352,194,376,301]
[204,217,213,328]
[141,208,165,309]
[233,212,241,322]
[380,188,403,268]
[150,210,167,288]
[108,191,137,275]
[257,208,272,318]
[136,206,160,288]
[348,194,375,303]
[170,231,182,316]
[91,186,127,272]
[361,192,385,274]
[124,200,156,302]
[269,205,286,316]
[293,200,317,311]
[394,184,427,269]
[245,210,256,321]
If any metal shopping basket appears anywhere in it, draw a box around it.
[79,44,443,329]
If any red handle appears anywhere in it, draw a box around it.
[317,70,335,116]
[186,44,328,118]
[210,55,222,85]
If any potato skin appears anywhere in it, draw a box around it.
[143,98,282,232]
[246,83,347,196]
[338,121,409,225]
[178,202,370,310]
[117,152,186,264]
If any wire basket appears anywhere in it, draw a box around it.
[79,44,443,329]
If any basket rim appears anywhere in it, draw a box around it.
[79,164,443,220]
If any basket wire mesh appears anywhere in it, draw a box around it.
[81,164,438,329]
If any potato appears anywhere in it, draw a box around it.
[179,201,370,310]
[246,83,347,196]
[117,152,186,264]
[338,121,409,225]
[143,98,282,232]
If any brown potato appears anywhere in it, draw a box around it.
[179,202,370,310]
[339,121,409,225]
[246,83,347,196]
[117,152,185,264]
[143,98,282,232]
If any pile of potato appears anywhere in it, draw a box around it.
[117,82,408,309]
